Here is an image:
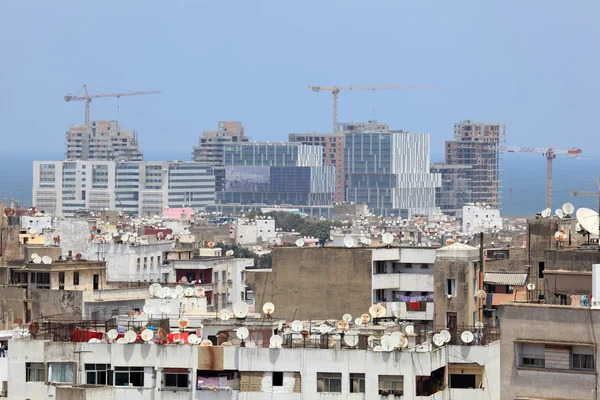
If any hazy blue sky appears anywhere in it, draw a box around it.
[1,1,599,159]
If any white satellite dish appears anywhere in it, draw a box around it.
[354,317,362,326]
[107,329,118,341]
[188,334,199,344]
[541,208,552,218]
[405,325,415,335]
[30,253,39,262]
[28,227,37,235]
[475,321,485,329]
[295,238,305,247]
[41,256,52,265]
[476,290,487,299]
[219,309,232,321]
[342,313,352,323]
[159,303,170,314]
[195,287,205,298]
[233,301,249,318]
[343,236,355,248]
[527,283,536,291]
[562,202,575,216]
[380,336,394,352]
[88,338,101,343]
[142,305,155,315]
[390,331,405,348]
[433,334,445,347]
[577,208,600,235]
[149,283,162,298]
[175,285,184,297]
[555,209,565,218]
[184,287,194,297]
[374,305,386,317]
[461,331,474,344]
[141,329,154,342]
[161,287,171,299]
[122,233,130,242]
[262,302,275,315]
[105,233,113,241]
[225,250,234,256]
[373,345,385,352]
[440,330,451,343]
[170,291,178,299]
[236,327,249,340]
[124,331,137,343]
[32,255,42,264]
[245,341,257,349]
[291,320,304,332]
[318,324,330,334]
[116,337,127,344]
[382,232,394,245]
[343,331,359,347]
[361,313,371,324]
[200,339,213,347]
[270,335,283,348]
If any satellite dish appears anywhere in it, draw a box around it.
[475,321,485,329]
[577,208,600,235]
[175,285,184,297]
[445,238,455,246]
[162,287,172,299]
[361,313,371,324]
[270,335,283,348]
[555,209,565,218]
[318,324,330,334]
[563,202,575,216]
[337,320,350,332]
[380,335,394,352]
[236,327,250,340]
[188,333,199,344]
[88,338,101,343]
[541,208,551,218]
[124,331,137,343]
[390,331,404,347]
[245,341,257,349]
[107,329,118,341]
[354,317,362,326]
[170,291,178,299]
[195,287,205,298]
[373,345,385,352]
[105,233,113,241]
[405,325,415,335]
[461,331,474,344]
[158,328,168,342]
[29,321,40,335]
[555,230,567,242]
[262,302,275,315]
[219,309,232,321]
[184,287,194,297]
[440,330,451,343]
[225,250,234,256]
[178,317,190,329]
[28,227,37,235]
[291,320,304,332]
[382,232,394,245]
[527,283,536,291]
[141,329,154,342]
[143,305,155,315]
[116,337,127,344]
[373,305,386,317]
[159,303,170,314]
[433,334,445,347]
[200,339,213,346]
[41,256,52,265]
[342,313,352,323]
[343,331,359,347]
[476,290,487,299]
[233,301,249,318]
[32,255,42,264]
[295,238,305,247]
[343,236,355,248]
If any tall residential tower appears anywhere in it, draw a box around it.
[65,120,143,161]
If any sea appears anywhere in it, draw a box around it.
[1,151,598,218]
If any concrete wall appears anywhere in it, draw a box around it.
[246,247,373,320]
[0,287,27,327]
[29,289,84,320]
[499,303,600,400]
[434,260,478,327]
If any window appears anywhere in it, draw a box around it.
[144,257,148,269]
[157,255,161,265]
[421,263,429,269]
[445,279,456,296]
[379,375,403,395]
[573,353,594,370]
[404,263,413,269]
[163,369,189,389]
[272,371,283,386]
[115,366,144,387]
[26,362,44,382]
[214,272,219,282]
[73,271,79,286]
[222,271,226,281]
[317,372,342,393]
[519,343,545,368]
[150,256,154,267]
[350,373,365,393]
[50,363,75,383]
[137,258,140,269]
[86,364,112,385]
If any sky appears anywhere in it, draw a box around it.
[1,1,599,160]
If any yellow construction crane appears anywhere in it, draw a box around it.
[308,84,437,133]
[65,84,161,124]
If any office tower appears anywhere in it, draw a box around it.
[344,122,441,218]
[218,142,335,206]
[65,120,143,161]
[33,161,215,217]
[192,121,249,164]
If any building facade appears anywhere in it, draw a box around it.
[33,161,216,217]
[65,120,143,161]
[192,121,248,164]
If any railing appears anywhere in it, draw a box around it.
[432,325,500,346]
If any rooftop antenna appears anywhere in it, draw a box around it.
[562,203,575,216]
[342,313,352,323]
[219,309,232,321]
[343,331,359,347]
[32,255,42,264]
[382,232,394,247]
[41,256,52,265]
[184,287,194,297]
[433,333,445,347]
[233,301,249,318]
[291,320,304,332]
[141,329,154,343]
[577,208,600,237]
[107,329,118,343]
[200,339,213,346]
[236,327,249,347]
[555,209,565,218]
[262,302,275,317]
[440,330,451,343]
[461,330,474,344]
[555,230,567,243]
[343,235,355,248]
[269,335,283,349]
[188,333,199,345]
[157,328,168,343]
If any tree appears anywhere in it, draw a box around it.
[300,221,332,243]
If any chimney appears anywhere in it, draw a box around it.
[593,264,600,309]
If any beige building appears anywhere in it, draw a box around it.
[65,120,143,161]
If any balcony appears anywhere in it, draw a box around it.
[489,291,526,306]
[383,301,434,320]
[449,388,485,400]
[373,273,434,292]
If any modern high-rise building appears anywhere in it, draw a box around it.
[289,133,345,203]
[434,120,506,216]
[217,142,335,206]
[192,121,249,164]
[344,122,440,218]
[65,120,143,161]
[33,161,215,217]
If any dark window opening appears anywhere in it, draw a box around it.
[74,272,79,286]
[272,371,283,386]
[450,374,476,389]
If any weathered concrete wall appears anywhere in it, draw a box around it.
[499,303,600,400]
[29,289,84,319]
[434,260,478,327]
[246,247,373,321]
[56,386,115,400]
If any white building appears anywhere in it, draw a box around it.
[20,216,52,235]
[233,218,276,245]
[33,160,216,217]
[462,204,503,234]
[7,335,500,400]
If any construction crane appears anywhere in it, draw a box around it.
[499,146,582,210]
[570,179,600,239]
[64,84,161,124]
[308,84,437,133]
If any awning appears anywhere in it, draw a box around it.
[483,272,528,286]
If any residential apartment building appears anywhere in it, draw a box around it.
[344,124,441,217]
[435,120,505,215]
[33,160,215,217]
[65,120,143,161]
[289,132,345,203]
[192,121,248,164]
[218,142,335,207]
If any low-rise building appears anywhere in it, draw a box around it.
[462,204,503,234]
